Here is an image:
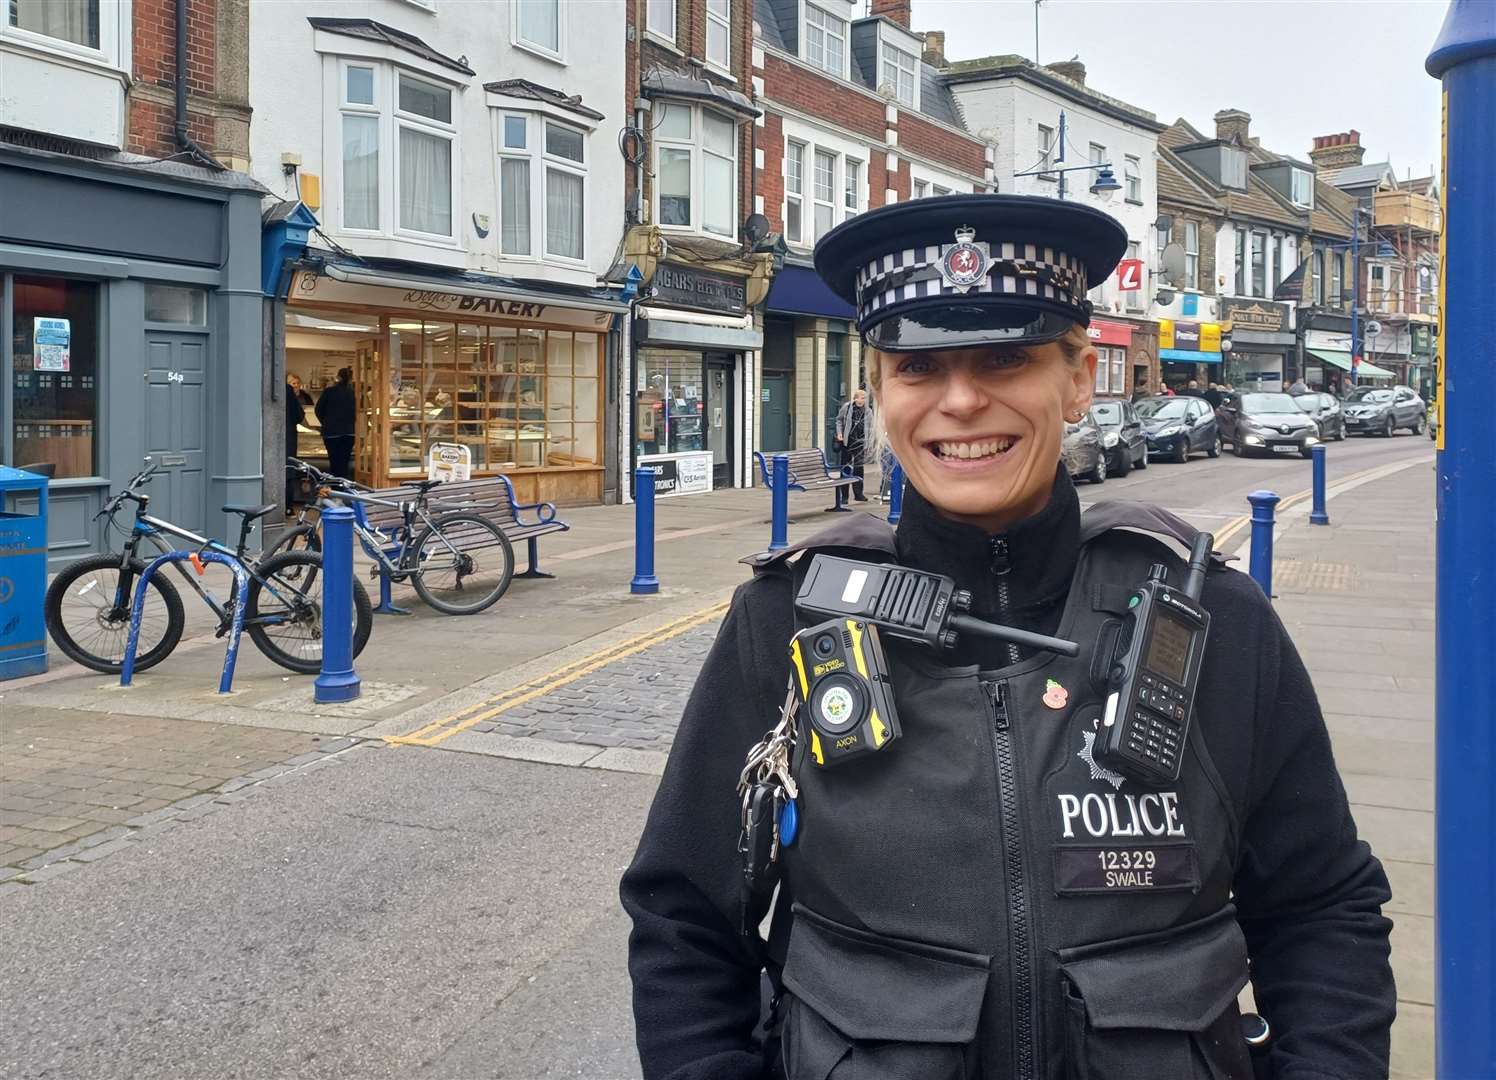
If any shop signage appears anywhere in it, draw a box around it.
[1116,259,1144,292]
[32,317,70,372]
[648,266,747,316]
[427,443,472,483]
[640,452,714,497]
[1088,320,1134,347]
[1220,299,1290,333]
[1158,319,1222,354]
[290,272,614,331]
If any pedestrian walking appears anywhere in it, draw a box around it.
[315,366,357,480]
[834,389,870,502]
[622,194,1394,1080]
[285,376,306,513]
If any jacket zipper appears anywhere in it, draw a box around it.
[985,679,1035,1078]
[989,536,1021,665]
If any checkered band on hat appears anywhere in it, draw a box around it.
[854,242,1090,319]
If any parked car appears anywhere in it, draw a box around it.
[1291,391,1347,442]
[1089,400,1148,476]
[1136,396,1221,463]
[1062,412,1107,483]
[1217,392,1321,458]
[1343,385,1427,436]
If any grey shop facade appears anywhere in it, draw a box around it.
[631,260,761,497]
[0,139,266,567]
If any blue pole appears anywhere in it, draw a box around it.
[315,505,361,704]
[887,462,905,525]
[769,454,790,552]
[1350,208,1361,387]
[630,466,659,594]
[1428,7,1496,1074]
[1309,444,1329,526]
[1246,490,1279,598]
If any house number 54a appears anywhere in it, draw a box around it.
[166,371,184,384]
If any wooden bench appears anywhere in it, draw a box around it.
[753,447,858,513]
[355,475,568,581]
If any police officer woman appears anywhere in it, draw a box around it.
[622,195,1394,1080]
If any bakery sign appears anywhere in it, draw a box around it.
[647,266,747,316]
[1220,299,1290,334]
[290,271,614,331]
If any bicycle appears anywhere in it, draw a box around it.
[271,460,514,616]
[44,459,374,676]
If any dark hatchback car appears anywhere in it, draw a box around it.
[1218,392,1321,458]
[1292,391,1347,442]
[1136,396,1221,463]
[1062,412,1108,483]
[1342,385,1427,436]
[1089,400,1148,476]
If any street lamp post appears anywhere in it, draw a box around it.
[1014,110,1122,202]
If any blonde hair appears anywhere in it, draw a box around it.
[862,323,1093,459]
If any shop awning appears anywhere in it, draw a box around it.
[1160,348,1222,364]
[637,305,762,349]
[765,265,854,320]
[1306,349,1398,380]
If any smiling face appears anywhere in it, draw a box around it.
[872,330,1096,533]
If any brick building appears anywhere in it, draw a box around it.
[751,0,991,453]
[1,0,266,562]
[620,0,776,495]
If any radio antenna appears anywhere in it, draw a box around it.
[1182,533,1214,602]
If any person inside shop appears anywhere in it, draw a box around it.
[1158,380,1175,396]
[287,372,314,409]
[833,388,871,502]
[285,373,306,514]
[621,194,1394,1080]
[315,366,357,480]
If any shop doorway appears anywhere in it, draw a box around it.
[706,354,735,488]
[761,372,792,452]
[143,331,209,536]
[824,339,844,451]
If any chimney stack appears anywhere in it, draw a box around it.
[1308,130,1366,181]
[922,29,946,68]
[1214,108,1251,144]
[870,0,911,28]
[1045,59,1086,86]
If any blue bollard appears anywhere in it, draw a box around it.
[630,466,660,595]
[315,505,361,703]
[1246,490,1279,599]
[887,462,905,525]
[1309,444,1329,526]
[1428,7,1496,1073]
[769,454,790,552]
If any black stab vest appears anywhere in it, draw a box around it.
[755,505,1256,1080]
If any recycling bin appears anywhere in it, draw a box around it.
[0,465,49,679]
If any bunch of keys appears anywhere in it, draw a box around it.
[736,682,800,935]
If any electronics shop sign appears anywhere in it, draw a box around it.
[649,267,747,316]
[639,453,713,497]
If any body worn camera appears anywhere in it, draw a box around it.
[790,618,901,768]
[1096,534,1214,786]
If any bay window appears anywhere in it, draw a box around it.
[706,0,730,69]
[655,102,738,239]
[7,0,97,47]
[881,45,916,106]
[805,4,845,78]
[336,62,460,241]
[497,113,588,261]
[785,140,805,245]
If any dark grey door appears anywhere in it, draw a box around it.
[706,358,735,489]
[760,372,792,453]
[143,332,209,536]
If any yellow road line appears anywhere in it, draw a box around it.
[387,600,730,748]
[1212,456,1413,552]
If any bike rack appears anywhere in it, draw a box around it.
[119,550,250,693]
[344,495,412,617]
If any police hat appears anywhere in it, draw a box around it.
[814,194,1129,352]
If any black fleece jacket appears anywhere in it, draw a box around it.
[621,470,1394,1080]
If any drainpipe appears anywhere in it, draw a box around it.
[175,0,224,170]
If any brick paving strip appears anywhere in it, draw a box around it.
[0,708,372,888]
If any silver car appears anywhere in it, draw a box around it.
[1063,413,1107,483]
[1342,385,1427,437]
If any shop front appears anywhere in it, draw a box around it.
[632,262,761,495]
[284,261,626,506]
[1158,317,1223,388]
[1089,319,1138,400]
[1221,299,1294,392]
[1,142,265,566]
[762,263,860,452]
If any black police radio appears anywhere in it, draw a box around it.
[791,556,1080,767]
[1096,533,1214,786]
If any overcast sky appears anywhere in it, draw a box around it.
[908,0,1448,181]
